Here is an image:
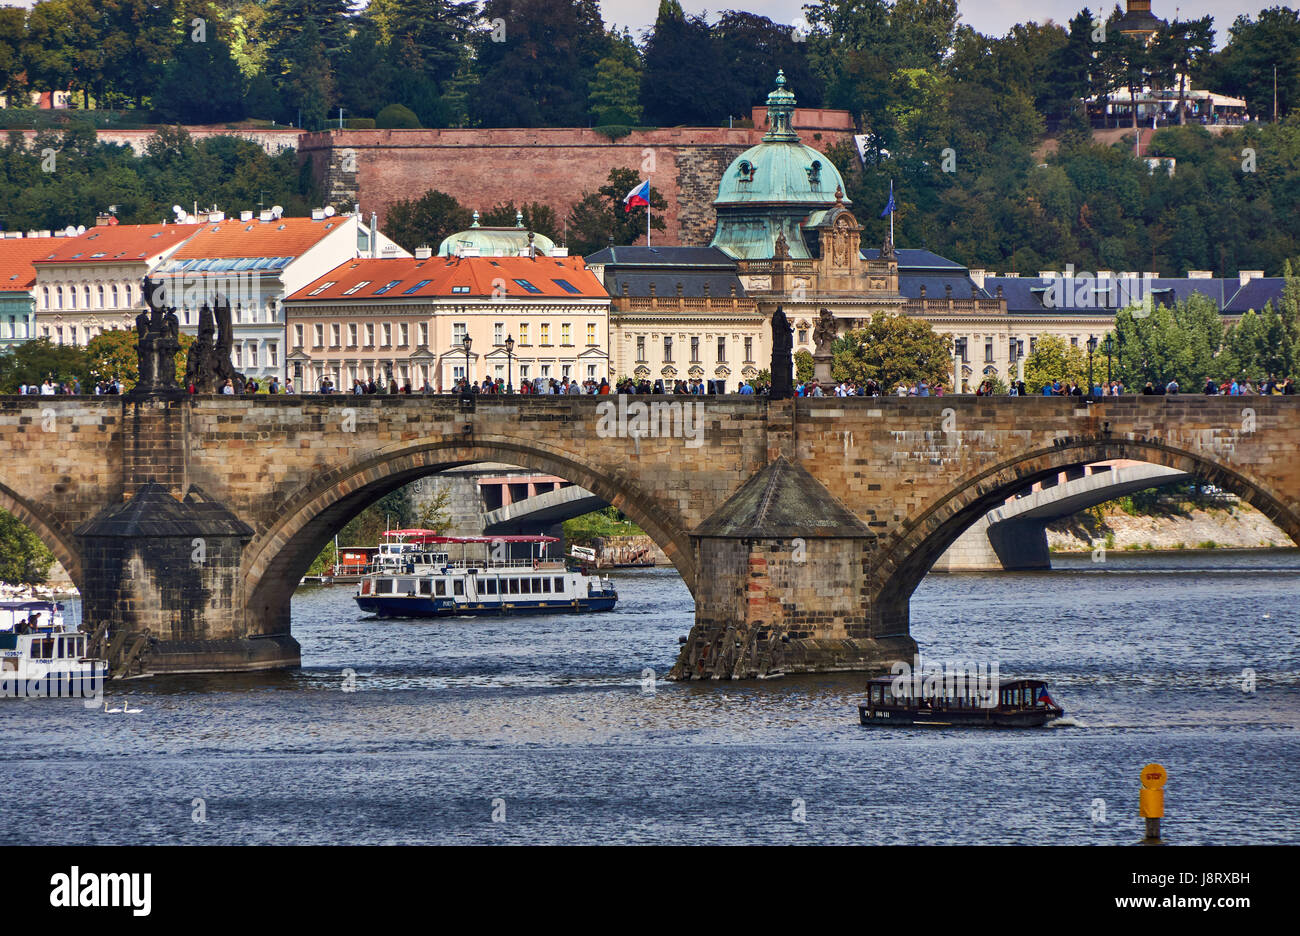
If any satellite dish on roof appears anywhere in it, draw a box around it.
[185,214,197,223]
[172,204,184,216]
[271,205,283,219]
[75,225,86,235]
[64,225,77,237]
[324,206,336,217]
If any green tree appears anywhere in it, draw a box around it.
[564,167,667,256]
[588,36,642,125]
[1151,16,1216,125]
[794,348,814,382]
[639,0,724,126]
[84,328,195,390]
[1202,7,1300,121]
[0,338,90,393]
[0,509,54,585]
[376,103,421,129]
[472,0,608,128]
[830,314,953,390]
[383,188,471,252]
[1022,333,1093,393]
[0,6,26,100]
[152,35,245,124]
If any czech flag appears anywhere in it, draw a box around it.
[623,180,650,213]
[1037,685,1056,707]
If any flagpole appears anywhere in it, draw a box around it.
[889,179,894,244]
[647,200,651,247]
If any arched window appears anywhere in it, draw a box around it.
[109,285,118,308]
[41,287,49,309]
[68,287,76,309]
[83,285,91,308]
[97,285,104,308]
[55,286,63,309]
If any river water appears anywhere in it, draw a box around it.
[3,552,1297,845]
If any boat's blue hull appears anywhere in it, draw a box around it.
[355,594,618,617]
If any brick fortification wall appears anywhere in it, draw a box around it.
[300,117,854,249]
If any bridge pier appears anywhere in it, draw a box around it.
[668,457,916,680]
[75,481,300,675]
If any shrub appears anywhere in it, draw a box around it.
[376,104,421,129]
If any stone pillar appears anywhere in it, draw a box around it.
[668,456,915,680]
[813,351,834,391]
[76,483,300,674]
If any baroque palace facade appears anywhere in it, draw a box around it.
[595,72,1286,392]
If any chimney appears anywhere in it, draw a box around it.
[208,210,225,222]
[259,210,273,221]
[1038,270,1057,279]
[240,210,253,222]
[1187,270,1213,279]
[968,268,986,288]
[414,245,432,260]
[548,247,568,257]
[95,212,113,226]
[370,212,378,258]
[1144,271,1159,279]
[1239,270,1264,286]
[311,207,325,221]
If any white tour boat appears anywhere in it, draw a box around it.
[355,533,618,617]
[1,599,108,698]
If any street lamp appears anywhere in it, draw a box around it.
[1087,334,1097,396]
[1104,333,1113,388]
[504,334,514,394]
[462,334,472,391]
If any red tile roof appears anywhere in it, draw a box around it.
[0,237,65,289]
[33,224,202,265]
[286,255,609,302]
[171,217,346,260]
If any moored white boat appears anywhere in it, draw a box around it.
[0,599,108,699]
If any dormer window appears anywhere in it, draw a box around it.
[736,160,755,183]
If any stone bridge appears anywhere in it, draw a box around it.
[2,394,1296,679]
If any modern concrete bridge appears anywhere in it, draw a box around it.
[3,394,1297,679]
[482,483,607,535]
[933,462,1191,571]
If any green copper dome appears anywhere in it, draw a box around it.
[710,71,849,260]
[438,210,556,257]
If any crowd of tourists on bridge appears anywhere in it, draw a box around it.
[14,371,1298,398]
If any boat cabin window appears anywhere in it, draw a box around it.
[419,579,432,595]
[453,579,464,596]
[553,577,564,592]
[33,638,53,658]
[435,580,447,596]
[483,579,496,595]
[509,578,520,594]
[378,579,395,594]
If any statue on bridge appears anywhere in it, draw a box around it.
[770,305,794,400]
[184,297,246,394]
[131,278,182,396]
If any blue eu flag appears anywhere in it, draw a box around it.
[880,185,895,218]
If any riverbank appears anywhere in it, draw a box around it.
[1047,499,1292,553]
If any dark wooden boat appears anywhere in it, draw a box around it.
[858,676,1064,728]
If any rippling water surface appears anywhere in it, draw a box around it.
[3,552,1297,844]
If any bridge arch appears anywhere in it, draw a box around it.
[0,480,82,592]
[871,435,1300,632]
[242,433,696,634]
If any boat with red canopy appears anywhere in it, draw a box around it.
[354,531,618,617]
